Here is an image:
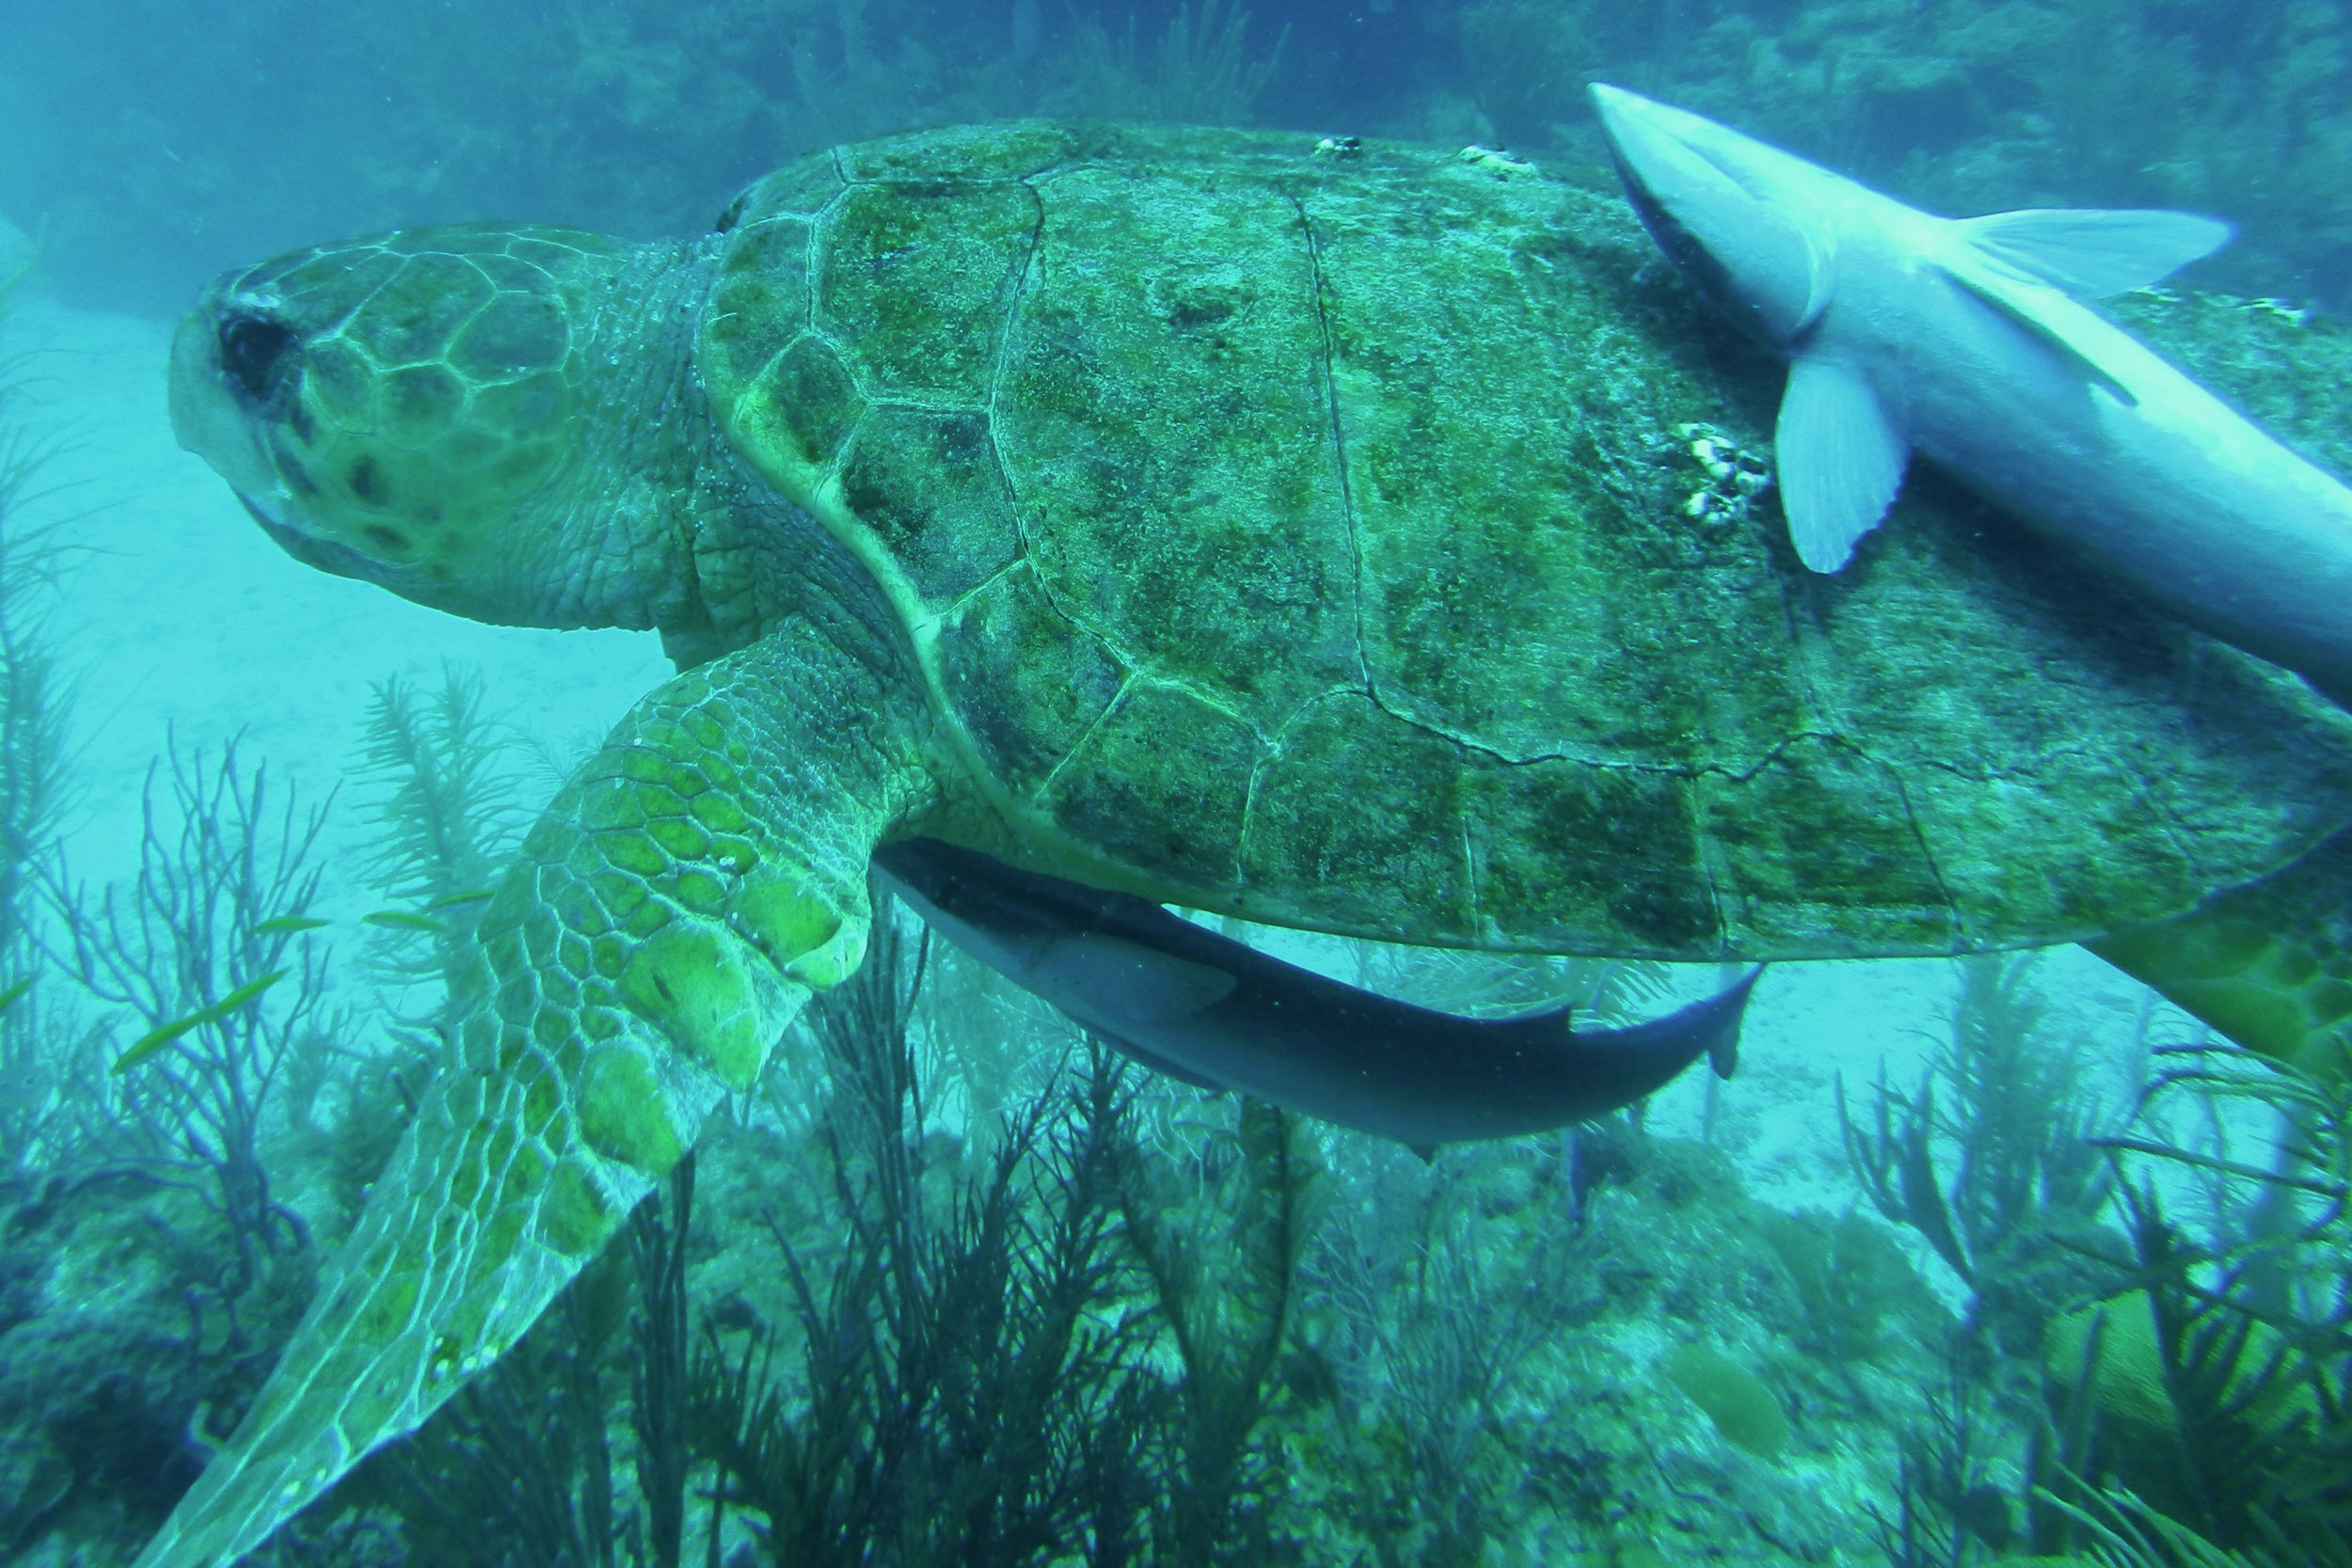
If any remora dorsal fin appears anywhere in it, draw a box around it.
[1774,355,1911,573]
[1961,207,2234,298]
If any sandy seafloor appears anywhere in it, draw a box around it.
[1,291,2198,1272]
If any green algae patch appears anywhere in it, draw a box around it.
[1664,1342,1788,1460]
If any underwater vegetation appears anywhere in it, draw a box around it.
[1862,969,2352,1567]
[0,264,71,1185]
[0,738,337,1561]
[0,578,2337,1560]
[0,555,1926,1568]
[1056,0,1289,125]
[1456,0,2352,308]
[1839,956,2121,1359]
[349,666,528,994]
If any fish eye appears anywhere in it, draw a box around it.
[217,312,299,405]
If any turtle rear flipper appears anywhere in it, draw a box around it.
[2091,827,2352,1081]
[131,626,931,1568]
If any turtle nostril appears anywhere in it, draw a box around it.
[217,313,298,405]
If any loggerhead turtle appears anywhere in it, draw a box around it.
[149,119,2352,1565]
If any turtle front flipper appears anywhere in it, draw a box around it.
[2090,827,2352,1081]
[132,624,933,1568]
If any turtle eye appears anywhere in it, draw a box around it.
[217,312,298,405]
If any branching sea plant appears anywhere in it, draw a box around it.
[1060,0,1288,125]
[1873,1338,2039,1568]
[1840,954,2119,1354]
[0,266,82,1182]
[688,895,1165,1566]
[0,741,342,1560]
[1306,1138,1586,1561]
[1116,1092,1315,1565]
[52,741,330,1312]
[352,663,527,991]
[628,1155,694,1568]
[2028,1043,2352,1560]
[1877,1026,2352,1567]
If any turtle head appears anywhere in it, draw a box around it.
[171,226,709,630]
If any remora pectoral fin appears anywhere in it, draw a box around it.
[1961,207,2235,298]
[1030,932,1239,1025]
[1774,356,1911,572]
[1944,264,2137,405]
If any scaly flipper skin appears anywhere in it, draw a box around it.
[2093,827,2352,1083]
[129,628,930,1568]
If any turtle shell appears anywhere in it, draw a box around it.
[694,121,2352,961]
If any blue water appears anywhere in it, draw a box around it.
[0,4,2348,1566]
[4,1,2346,313]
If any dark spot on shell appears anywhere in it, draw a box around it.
[653,974,675,1004]
[363,523,407,555]
[1169,295,1237,331]
[348,456,386,504]
[287,398,316,446]
[276,450,319,497]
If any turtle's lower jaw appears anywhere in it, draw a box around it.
[232,490,379,583]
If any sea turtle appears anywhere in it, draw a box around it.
[149,119,2352,1566]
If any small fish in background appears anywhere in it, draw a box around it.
[253,914,330,935]
[111,970,288,1074]
[362,909,449,933]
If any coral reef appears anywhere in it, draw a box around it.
[6,680,2342,1563]
[0,743,334,1566]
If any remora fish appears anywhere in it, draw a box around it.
[873,837,1754,1150]
[1589,83,2352,703]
